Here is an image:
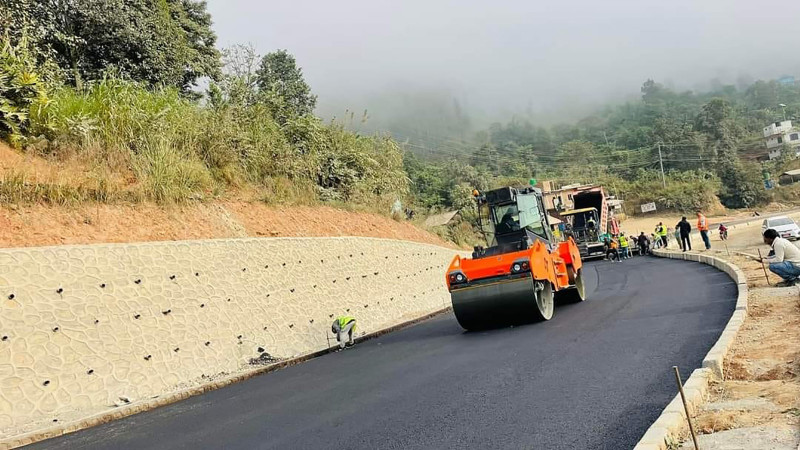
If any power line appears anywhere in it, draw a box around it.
[400,139,656,164]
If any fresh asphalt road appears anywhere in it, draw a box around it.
[30,256,736,450]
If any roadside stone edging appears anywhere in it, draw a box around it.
[633,250,748,450]
[0,306,452,449]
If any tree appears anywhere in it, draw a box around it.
[695,98,765,208]
[171,0,221,92]
[716,147,765,208]
[641,79,666,104]
[256,50,317,119]
[210,44,262,108]
[3,0,221,92]
[470,143,501,175]
[556,141,602,183]
[695,98,739,141]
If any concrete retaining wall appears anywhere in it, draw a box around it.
[633,250,748,450]
[0,237,457,442]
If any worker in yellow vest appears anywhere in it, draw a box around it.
[331,316,357,349]
[655,222,668,248]
[619,232,631,259]
[697,211,711,250]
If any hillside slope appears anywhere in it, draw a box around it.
[0,145,450,249]
[0,202,449,248]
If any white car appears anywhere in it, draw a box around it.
[762,216,800,240]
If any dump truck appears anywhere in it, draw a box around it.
[445,185,586,330]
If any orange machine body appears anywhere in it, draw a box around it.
[446,237,582,291]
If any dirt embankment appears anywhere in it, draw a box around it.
[679,224,800,449]
[0,202,452,249]
[0,144,451,249]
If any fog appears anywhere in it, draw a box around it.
[206,0,800,133]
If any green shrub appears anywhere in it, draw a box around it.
[0,39,49,147]
[611,169,722,213]
[19,76,409,206]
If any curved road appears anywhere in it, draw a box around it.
[30,257,736,450]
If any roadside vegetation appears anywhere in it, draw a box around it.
[2,1,800,246]
[407,81,800,216]
[0,2,407,209]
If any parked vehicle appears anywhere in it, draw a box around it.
[762,216,800,240]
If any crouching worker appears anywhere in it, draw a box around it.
[331,316,357,349]
[760,229,800,287]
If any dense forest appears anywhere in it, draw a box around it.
[402,79,800,215]
[2,0,800,246]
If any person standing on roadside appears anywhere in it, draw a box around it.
[677,216,692,252]
[606,235,621,262]
[655,222,668,248]
[638,232,650,255]
[697,211,710,250]
[619,232,631,259]
[673,226,682,250]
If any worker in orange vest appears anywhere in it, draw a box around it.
[697,211,711,250]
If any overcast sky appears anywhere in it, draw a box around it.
[206,0,800,126]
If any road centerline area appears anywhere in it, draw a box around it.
[29,257,736,450]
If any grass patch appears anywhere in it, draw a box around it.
[15,77,409,207]
[0,169,117,205]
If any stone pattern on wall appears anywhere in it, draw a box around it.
[0,237,455,436]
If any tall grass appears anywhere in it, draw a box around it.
[21,77,409,206]
[0,169,116,205]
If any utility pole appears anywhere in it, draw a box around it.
[657,143,666,188]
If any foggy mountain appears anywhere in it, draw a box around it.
[206,0,800,143]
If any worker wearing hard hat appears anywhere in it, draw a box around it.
[331,316,357,349]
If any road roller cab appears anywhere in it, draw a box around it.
[446,186,586,330]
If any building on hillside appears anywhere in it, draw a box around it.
[763,120,800,160]
[778,75,796,86]
[540,181,583,216]
[779,169,800,186]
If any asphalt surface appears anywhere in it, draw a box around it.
[29,256,736,450]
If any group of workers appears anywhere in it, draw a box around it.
[603,231,651,261]
[653,211,800,288]
[603,211,717,262]
[652,211,715,252]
